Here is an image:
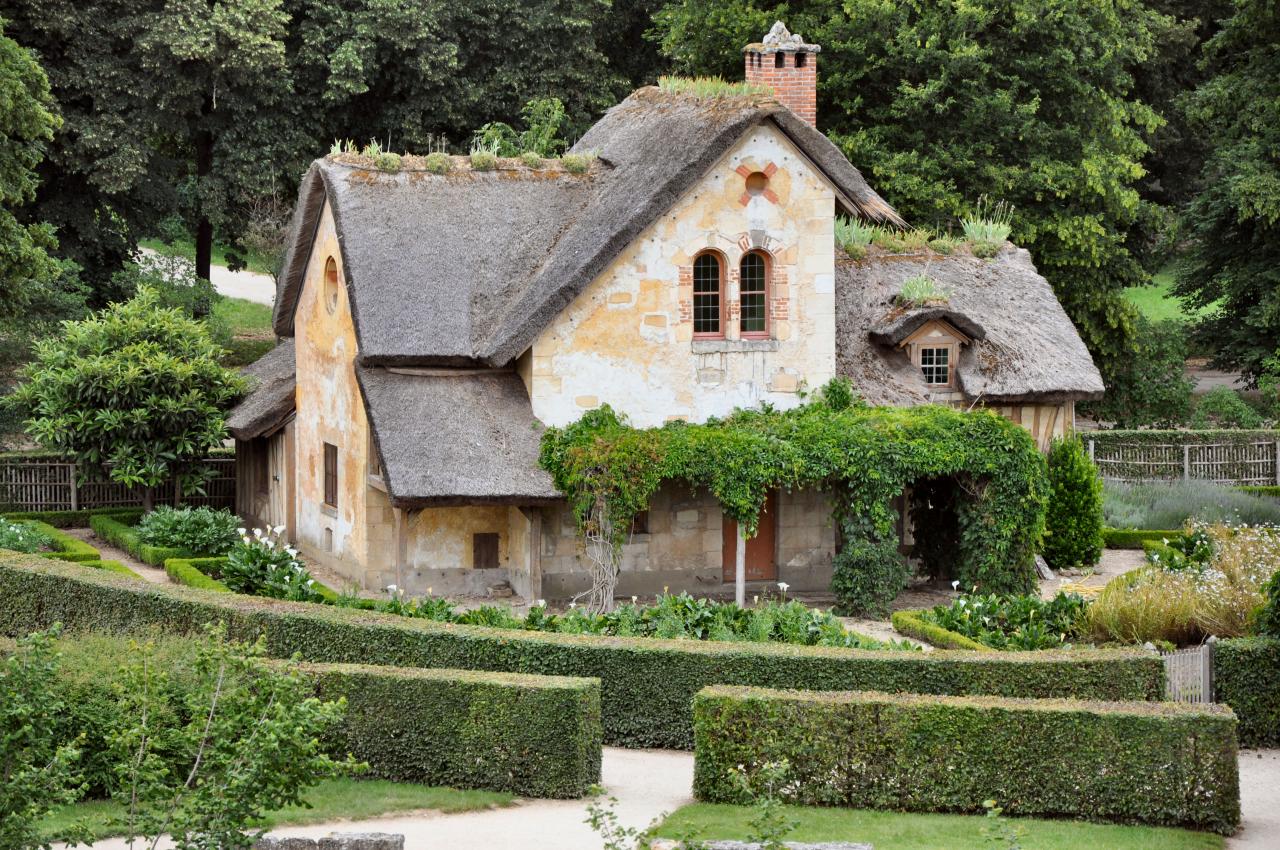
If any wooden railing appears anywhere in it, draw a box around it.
[0,454,235,512]
[1089,438,1280,486]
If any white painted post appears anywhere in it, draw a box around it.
[735,531,746,607]
[1274,442,1279,486]
[1087,439,1095,462]
[1183,444,1192,481]
[67,463,78,512]
[1204,636,1217,704]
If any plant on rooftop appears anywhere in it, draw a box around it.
[871,227,932,254]
[424,152,453,175]
[961,198,1014,257]
[472,97,569,158]
[561,153,593,174]
[540,378,1048,614]
[657,75,769,98]
[897,274,948,307]
[360,139,382,158]
[469,148,498,171]
[519,151,543,169]
[929,234,961,255]
[373,152,401,173]
[5,287,247,510]
[834,216,874,259]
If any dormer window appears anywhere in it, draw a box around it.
[692,251,724,338]
[919,346,951,386]
[899,319,971,391]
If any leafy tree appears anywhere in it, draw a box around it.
[111,624,356,850]
[0,624,91,850]
[651,0,1169,387]
[1190,386,1264,430]
[1043,437,1104,570]
[472,97,570,157]
[1174,0,1280,384]
[6,288,247,509]
[1081,317,1193,428]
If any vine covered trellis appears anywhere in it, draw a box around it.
[538,380,1049,614]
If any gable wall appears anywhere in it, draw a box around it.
[292,201,373,582]
[526,124,837,427]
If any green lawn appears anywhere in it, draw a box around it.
[213,295,274,333]
[1123,267,1216,323]
[140,236,275,276]
[654,803,1224,850]
[42,778,512,842]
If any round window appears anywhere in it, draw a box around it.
[324,257,339,314]
[744,171,769,196]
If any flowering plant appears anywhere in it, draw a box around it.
[0,519,53,554]
[221,526,322,602]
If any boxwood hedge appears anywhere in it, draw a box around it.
[1216,637,1280,748]
[0,555,1166,749]
[1102,527,1181,549]
[90,514,193,566]
[164,557,231,591]
[693,685,1240,834]
[1,507,143,529]
[307,662,601,798]
[889,610,993,651]
[31,633,601,800]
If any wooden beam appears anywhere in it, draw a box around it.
[519,507,543,602]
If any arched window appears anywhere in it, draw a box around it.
[323,256,339,314]
[692,252,724,337]
[739,251,769,338]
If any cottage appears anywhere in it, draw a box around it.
[228,23,1103,601]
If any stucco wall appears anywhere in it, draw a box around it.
[527,124,837,427]
[292,202,371,584]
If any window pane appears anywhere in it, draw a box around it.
[740,253,767,334]
[323,443,338,507]
[920,347,950,385]
[693,254,721,335]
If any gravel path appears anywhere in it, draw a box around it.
[139,248,275,306]
[1230,749,1280,849]
[61,527,168,584]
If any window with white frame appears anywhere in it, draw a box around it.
[918,346,951,386]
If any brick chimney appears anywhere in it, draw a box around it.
[744,21,820,126]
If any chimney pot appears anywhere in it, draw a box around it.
[743,21,820,126]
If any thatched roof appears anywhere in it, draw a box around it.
[355,367,560,508]
[226,340,295,440]
[272,87,902,368]
[836,247,1105,405]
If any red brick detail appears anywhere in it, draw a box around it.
[677,266,693,323]
[762,188,779,204]
[763,162,778,177]
[735,163,753,178]
[738,191,752,207]
[744,49,819,126]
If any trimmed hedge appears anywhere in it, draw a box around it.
[164,557,231,592]
[1103,527,1181,549]
[1216,637,1280,748]
[692,685,1240,834]
[889,610,993,652]
[1,507,143,529]
[307,662,601,798]
[23,521,103,563]
[1239,485,1280,499]
[0,556,1167,749]
[90,559,143,579]
[29,633,601,800]
[1089,429,1280,450]
[90,514,193,566]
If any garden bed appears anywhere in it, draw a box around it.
[0,554,1167,750]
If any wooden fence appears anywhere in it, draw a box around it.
[1161,638,1216,704]
[1088,438,1280,486]
[0,455,235,512]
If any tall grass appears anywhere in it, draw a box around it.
[1103,479,1280,529]
[897,274,948,306]
[1086,524,1278,645]
[834,216,875,258]
[961,198,1014,244]
[657,76,770,98]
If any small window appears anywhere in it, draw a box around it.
[324,257,339,314]
[630,510,649,536]
[323,442,338,508]
[774,52,784,68]
[739,252,769,338]
[919,347,951,386]
[795,53,807,68]
[692,252,723,337]
[473,533,500,569]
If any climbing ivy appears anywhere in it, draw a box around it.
[539,380,1049,608]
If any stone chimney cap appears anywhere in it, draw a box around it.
[744,21,821,54]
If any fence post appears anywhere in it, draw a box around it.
[1204,636,1217,703]
[1183,444,1192,481]
[1088,439,1095,461]
[68,464,78,513]
[1274,441,1279,486]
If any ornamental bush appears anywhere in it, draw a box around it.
[829,514,909,617]
[135,506,241,555]
[221,527,323,602]
[1215,637,1280,747]
[914,592,1090,651]
[0,518,52,553]
[0,555,1166,750]
[540,380,1048,611]
[1043,437,1103,569]
[692,686,1240,834]
[1258,569,1280,638]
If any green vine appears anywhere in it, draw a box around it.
[539,380,1049,608]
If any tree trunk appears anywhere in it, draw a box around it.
[142,486,155,513]
[194,120,214,287]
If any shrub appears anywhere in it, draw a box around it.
[424,152,453,174]
[896,274,948,307]
[834,216,874,259]
[519,151,543,169]
[830,516,909,617]
[135,505,240,555]
[561,153,592,174]
[469,149,498,171]
[1080,318,1193,428]
[1086,524,1276,645]
[1103,479,1280,529]
[691,685,1240,834]
[0,517,52,553]
[1215,637,1280,748]
[1102,527,1181,549]
[889,610,993,651]
[1043,437,1104,569]
[373,151,401,173]
[915,593,1089,650]
[1191,386,1264,430]
[164,557,230,591]
[221,526,323,602]
[1258,566,1280,637]
[0,555,1167,750]
[928,234,961,254]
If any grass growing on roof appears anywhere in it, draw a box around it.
[657,75,770,98]
[653,804,1223,850]
[834,216,875,259]
[41,779,513,842]
[897,274,948,306]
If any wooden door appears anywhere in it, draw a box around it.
[266,422,296,543]
[722,491,778,582]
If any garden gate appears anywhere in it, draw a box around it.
[1159,637,1216,704]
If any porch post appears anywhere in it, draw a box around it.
[735,530,746,607]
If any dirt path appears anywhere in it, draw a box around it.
[1230,749,1280,850]
[1039,547,1147,600]
[61,527,169,585]
[139,247,275,306]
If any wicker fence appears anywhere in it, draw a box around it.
[1160,638,1216,704]
[1088,436,1280,486]
[0,454,235,512]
